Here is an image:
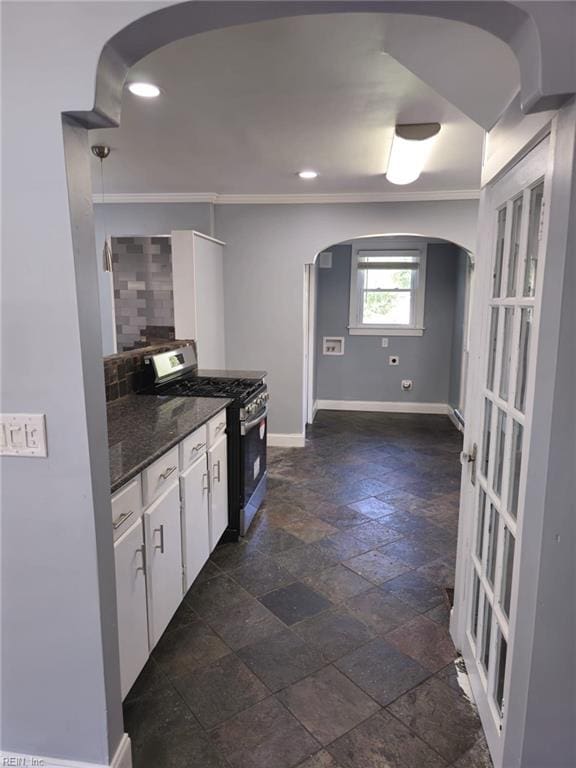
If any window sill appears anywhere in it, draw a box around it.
[348,326,425,337]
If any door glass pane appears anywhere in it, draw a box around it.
[508,421,524,519]
[493,409,507,497]
[493,207,507,297]
[506,196,523,296]
[515,308,533,413]
[482,600,493,672]
[499,308,514,401]
[481,399,493,478]
[523,182,544,297]
[476,489,487,560]
[471,571,481,640]
[501,527,515,619]
[486,307,499,391]
[495,630,508,716]
[486,505,499,587]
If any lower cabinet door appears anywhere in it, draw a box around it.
[208,435,229,550]
[144,483,183,648]
[114,517,149,699]
[180,454,210,591]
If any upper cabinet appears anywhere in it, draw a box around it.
[171,231,226,369]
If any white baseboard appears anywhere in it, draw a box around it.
[316,399,452,415]
[312,400,319,421]
[1,734,132,768]
[267,433,306,448]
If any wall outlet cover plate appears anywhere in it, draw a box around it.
[0,413,47,457]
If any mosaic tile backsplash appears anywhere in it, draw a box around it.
[103,340,195,402]
[112,236,175,352]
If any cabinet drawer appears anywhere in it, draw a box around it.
[142,446,180,507]
[207,410,227,447]
[180,425,208,471]
[111,478,142,541]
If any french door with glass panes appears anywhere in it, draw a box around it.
[453,135,550,764]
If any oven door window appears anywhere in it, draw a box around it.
[242,415,267,502]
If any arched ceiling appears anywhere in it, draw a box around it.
[90,13,519,196]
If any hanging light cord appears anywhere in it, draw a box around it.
[99,155,113,272]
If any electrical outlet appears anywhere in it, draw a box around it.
[389,355,399,366]
[401,379,413,391]
[381,338,389,348]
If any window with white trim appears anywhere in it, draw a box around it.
[348,244,427,336]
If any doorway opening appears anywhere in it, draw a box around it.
[304,234,473,432]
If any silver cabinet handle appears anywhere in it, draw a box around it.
[113,508,135,530]
[202,472,210,492]
[213,460,221,483]
[135,545,146,573]
[154,524,165,554]
[215,422,226,434]
[190,442,206,459]
[159,465,177,481]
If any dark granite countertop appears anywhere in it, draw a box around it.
[197,369,267,380]
[107,394,232,494]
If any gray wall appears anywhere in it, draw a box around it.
[94,200,479,435]
[315,241,461,405]
[215,201,478,435]
[95,203,213,354]
[448,249,469,411]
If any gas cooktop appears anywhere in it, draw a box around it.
[156,375,263,403]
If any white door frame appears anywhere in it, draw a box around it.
[457,250,474,418]
[452,130,554,768]
[303,261,318,426]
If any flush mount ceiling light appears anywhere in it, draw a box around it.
[298,170,319,180]
[128,82,161,98]
[386,123,441,185]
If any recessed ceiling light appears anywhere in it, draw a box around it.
[128,82,161,98]
[386,123,441,185]
[298,170,318,180]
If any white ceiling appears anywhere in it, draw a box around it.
[90,13,519,197]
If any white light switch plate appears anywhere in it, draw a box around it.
[0,414,48,457]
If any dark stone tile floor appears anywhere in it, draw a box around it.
[123,411,493,768]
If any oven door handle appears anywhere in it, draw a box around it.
[241,405,269,436]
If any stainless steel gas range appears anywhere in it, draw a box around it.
[143,346,268,540]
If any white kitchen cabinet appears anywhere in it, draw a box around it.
[171,230,226,369]
[208,434,228,550]
[180,454,211,591]
[114,517,148,699]
[144,482,182,648]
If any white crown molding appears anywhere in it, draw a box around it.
[92,190,481,205]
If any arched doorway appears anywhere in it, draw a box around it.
[304,233,472,429]
[2,3,575,768]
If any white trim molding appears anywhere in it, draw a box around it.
[348,327,424,337]
[1,734,132,768]
[267,433,306,448]
[92,190,481,206]
[316,400,452,415]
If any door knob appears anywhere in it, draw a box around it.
[461,443,477,485]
